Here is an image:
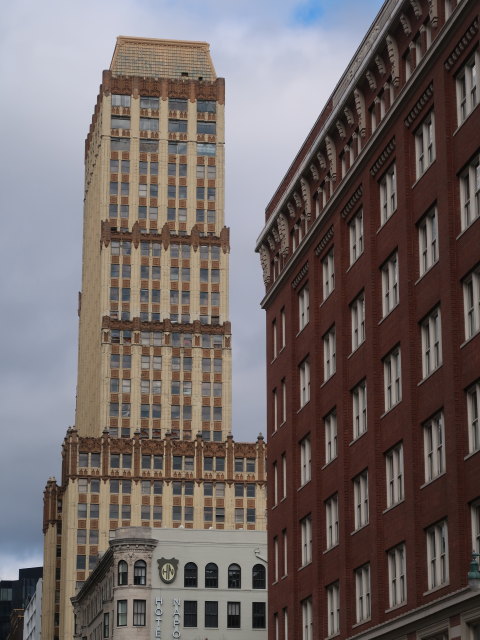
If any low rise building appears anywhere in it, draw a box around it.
[22,579,41,640]
[72,527,267,639]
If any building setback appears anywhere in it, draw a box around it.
[42,37,266,640]
[256,0,480,638]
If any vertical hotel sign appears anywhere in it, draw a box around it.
[155,558,181,638]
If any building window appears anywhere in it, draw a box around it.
[273,536,279,582]
[301,515,312,566]
[205,563,218,588]
[300,435,311,486]
[325,494,339,549]
[117,600,127,626]
[273,461,278,505]
[133,560,146,585]
[272,319,277,359]
[349,209,364,264]
[118,560,128,586]
[388,544,406,608]
[282,529,288,577]
[323,326,336,380]
[467,381,480,454]
[281,379,287,423]
[252,564,266,589]
[384,347,402,411]
[472,500,480,554]
[327,583,340,637]
[355,564,371,623]
[301,597,313,640]
[325,410,337,463]
[456,51,478,124]
[133,600,146,626]
[351,292,365,351]
[281,308,286,349]
[354,470,369,530]
[463,266,480,339]
[352,380,367,439]
[299,359,310,408]
[426,520,449,589]
[103,612,110,638]
[418,208,438,275]
[460,153,480,229]
[227,602,240,628]
[322,248,335,299]
[281,453,287,499]
[424,413,445,482]
[205,601,218,628]
[421,307,442,377]
[386,443,404,508]
[380,163,397,224]
[228,564,241,589]
[298,285,309,331]
[184,562,198,587]
[252,602,266,629]
[381,251,399,316]
[184,601,197,628]
[415,111,436,177]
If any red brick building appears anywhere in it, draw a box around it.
[256,0,480,638]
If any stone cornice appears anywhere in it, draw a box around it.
[444,17,479,71]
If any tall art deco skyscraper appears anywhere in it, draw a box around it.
[42,38,266,640]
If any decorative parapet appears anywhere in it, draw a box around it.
[444,18,479,71]
[370,138,396,176]
[404,82,434,127]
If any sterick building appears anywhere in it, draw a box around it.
[42,37,266,640]
[256,0,480,639]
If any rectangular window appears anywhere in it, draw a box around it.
[184,601,197,628]
[353,380,367,439]
[227,602,240,629]
[354,470,369,529]
[322,248,335,299]
[456,51,478,124]
[103,612,110,638]
[325,410,337,463]
[133,600,146,626]
[300,515,312,566]
[252,602,266,629]
[300,435,311,486]
[467,380,480,454]
[459,152,480,229]
[351,292,365,351]
[327,584,340,637]
[298,285,309,331]
[418,208,438,275]
[112,94,131,107]
[421,307,442,377]
[323,326,336,381]
[388,543,406,607]
[380,163,397,224]
[381,251,399,316]
[299,359,310,408]
[423,412,445,482]
[384,347,402,411]
[325,494,339,549]
[349,209,364,264]
[472,500,480,555]
[415,111,436,177]
[272,319,277,360]
[355,564,371,623]
[463,266,480,339]
[386,443,404,508]
[117,600,127,626]
[281,308,286,349]
[205,601,218,628]
[281,379,287,424]
[301,597,313,640]
[426,520,448,589]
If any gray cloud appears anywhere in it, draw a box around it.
[0,0,382,578]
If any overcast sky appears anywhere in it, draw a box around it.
[0,0,383,579]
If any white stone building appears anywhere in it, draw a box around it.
[23,578,42,640]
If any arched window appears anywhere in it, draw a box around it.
[118,560,128,586]
[134,560,146,585]
[252,564,266,589]
[205,563,218,588]
[184,562,198,587]
[228,563,241,589]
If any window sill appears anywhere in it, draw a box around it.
[323,543,339,555]
[298,561,312,572]
[456,211,480,240]
[296,325,309,338]
[383,498,405,514]
[423,581,449,596]
[453,103,479,135]
[321,372,336,388]
[346,253,364,273]
[322,457,338,470]
[298,480,312,492]
[464,448,480,461]
[347,342,365,359]
[460,330,480,349]
[319,290,335,308]
[380,400,402,419]
[349,430,367,447]
[415,259,439,286]
[417,364,443,386]
[351,523,369,536]
[420,471,446,489]
[352,617,372,629]
[377,211,397,233]
[297,400,311,414]
[412,158,437,189]
[385,601,407,613]
[378,303,399,325]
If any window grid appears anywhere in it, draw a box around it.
[418,208,438,275]
[301,515,312,566]
[388,544,406,607]
[353,381,367,439]
[426,520,448,589]
[460,153,480,229]
[299,360,310,408]
[421,307,442,377]
[386,443,404,508]
[322,248,335,299]
[416,111,436,177]
[381,252,399,316]
[351,293,365,351]
[349,210,364,264]
[354,470,369,530]
[302,597,313,640]
[325,410,338,463]
[423,413,445,482]
[472,500,480,555]
[380,163,397,224]
[300,436,311,486]
[384,348,402,411]
[327,583,340,637]
[355,564,371,623]
[325,494,339,549]
[457,51,478,124]
[323,326,336,381]
[299,286,310,331]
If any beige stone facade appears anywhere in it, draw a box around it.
[42,38,266,640]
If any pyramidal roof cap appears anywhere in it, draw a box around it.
[110,36,217,81]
